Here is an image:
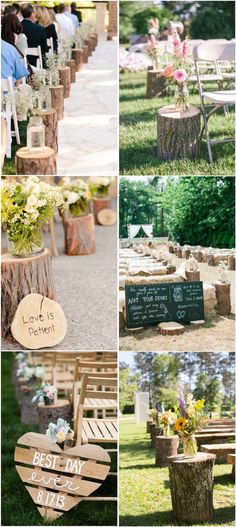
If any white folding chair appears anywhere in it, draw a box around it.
[193,41,235,164]
[26,46,43,69]
[1,77,20,158]
[46,37,54,58]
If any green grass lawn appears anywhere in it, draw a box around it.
[1,353,117,526]
[119,415,235,526]
[2,121,28,175]
[119,72,235,175]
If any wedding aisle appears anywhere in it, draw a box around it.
[57,33,118,176]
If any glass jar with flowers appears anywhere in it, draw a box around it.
[147,34,162,71]
[89,177,114,225]
[1,176,65,258]
[46,418,74,449]
[32,383,57,406]
[174,388,206,457]
[160,410,174,436]
[163,31,193,112]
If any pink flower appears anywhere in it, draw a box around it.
[149,34,158,49]
[163,64,174,78]
[182,39,188,62]
[173,30,181,56]
[174,69,187,83]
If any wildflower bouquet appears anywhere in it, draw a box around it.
[16,361,45,383]
[174,389,206,456]
[1,176,65,257]
[148,408,162,427]
[147,35,162,71]
[89,177,114,198]
[163,31,193,111]
[60,177,91,217]
[46,418,74,447]
[32,383,57,405]
[160,410,174,436]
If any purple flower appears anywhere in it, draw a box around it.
[178,389,187,417]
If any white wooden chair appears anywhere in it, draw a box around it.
[46,37,54,58]
[26,46,43,69]
[1,77,20,158]
[193,41,235,163]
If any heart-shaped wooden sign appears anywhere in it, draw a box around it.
[14,432,111,521]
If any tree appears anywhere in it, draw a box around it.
[119,364,140,413]
[152,353,180,404]
[190,2,235,40]
[132,5,177,36]
[119,1,141,43]
[193,373,223,412]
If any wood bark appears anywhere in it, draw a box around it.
[63,213,96,256]
[85,38,93,57]
[146,70,166,98]
[182,249,190,259]
[82,45,89,64]
[202,253,209,263]
[228,255,235,270]
[93,197,111,225]
[1,249,56,339]
[155,436,179,467]
[19,385,39,425]
[39,109,58,153]
[16,147,56,175]
[166,265,176,274]
[49,85,64,120]
[168,453,216,523]
[158,322,185,335]
[215,281,231,315]
[176,248,182,258]
[197,251,203,263]
[58,67,71,98]
[72,49,84,72]
[185,270,200,281]
[157,105,201,160]
[147,421,152,433]
[38,400,72,434]
[150,424,163,448]
[207,254,215,266]
[169,246,174,254]
[67,59,76,83]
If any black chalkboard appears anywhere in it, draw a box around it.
[125,281,204,329]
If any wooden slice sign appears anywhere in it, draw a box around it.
[97,209,117,226]
[14,432,111,520]
[11,293,67,349]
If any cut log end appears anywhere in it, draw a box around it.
[158,322,185,335]
[97,209,117,226]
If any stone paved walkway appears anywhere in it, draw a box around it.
[57,34,118,176]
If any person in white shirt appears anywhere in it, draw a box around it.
[64,5,79,29]
[55,3,75,38]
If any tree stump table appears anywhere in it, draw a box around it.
[157,105,201,160]
[168,453,216,523]
[147,420,152,433]
[67,59,76,83]
[49,85,64,120]
[215,281,231,315]
[155,436,179,467]
[93,197,111,225]
[38,108,58,153]
[38,399,72,433]
[58,67,71,98]
[16,146,56,175]
[72,48,84,72]
[85,38,93,57]
[82,45,89,64]
[185,270,200,281]
[150,424,163,448]
[20,384,39,425]
[228,255,235,270]
[63,213,96,256]
[183,249,190,259]
[208,254,215,266]
[1,249,56,339]
[146,70,166,98]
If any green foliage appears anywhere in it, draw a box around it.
[132,6,176,36]
[119,365,140,413]
[190,2,235,39]
[193,373,223,412]
[119,1,141,43]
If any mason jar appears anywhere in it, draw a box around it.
[27,116,45,152]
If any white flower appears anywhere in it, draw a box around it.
[67,191,79,205]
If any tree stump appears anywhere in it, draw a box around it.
[150,424,163,448]
[38,399,72,433]
[228,255,235,270]
[158,322,185,335]
[168,453,216,523]
[146,70,166,98]
[215,281,231,315]
[208,254,215,266]
[196,251,203,263]
[185,270,200,281]
[157,105,201,160]
[155,436,179,467]
[20,385,39,425]
[72,48,84,72]
[67,59,76,83]
[63,213,96,256]
[182,249,190,259]
[93,197,111,225]
[16,147,56,175]
[97,208,116,226]
[91,35,97,51]
[85,38,93,57]
[82,45,89,64]
[58,67,71,98]
[147,421,152,433]
[169,246,174,254]
[176,248,182,258]
[39,108,58,153]
[49,85,64,120]
[1,249,56,339]
[166,265,176,274]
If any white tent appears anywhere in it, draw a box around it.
[128,224,153,240]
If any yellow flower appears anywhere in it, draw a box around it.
[56,430,66,443]
[194,399,205,411]
[174,417,187,431]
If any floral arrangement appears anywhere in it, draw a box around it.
[160,410,174,436]
[60,177,91,217]
[174,389,206,456]
[89,177,114,198]
[1,176,65,256]
[16,361,45,382]
[218,262,230,284]
[148,408,161,426]
[46,418,74,445]
[163,31,193,111]
[147,35,162,71]
[119,48,150,72]
[32,383,57,405]
[148,18,159,37]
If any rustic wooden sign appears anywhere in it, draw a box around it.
[125,281,204,329]
[14,432,111,520]
[11,293,67,349]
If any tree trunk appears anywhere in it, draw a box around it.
[58,67,71,98]
[38,400,72,434]
[63,213,96,256]
[82,45,89,64]
[39,108,58,153]
[1,249,56,339]
[157,105,201,160]
[168,453,216,523]
[185,270,200,281]
[16,147,56,175]
[155,436,179,467]
[215,281,231,315]
[67,59,76,83]
[93,197,111,225]
[208,254,215,266]
[72,49,84,72]
[228,255,235,270]
[146,70,166,98]
[49,85,64,121]
[19,385,39,425]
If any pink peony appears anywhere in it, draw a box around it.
[174,69,187,83]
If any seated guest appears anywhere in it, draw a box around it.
[35,6,58,53]
[2,13,28,56]
[21,3,48,67]
[56,3,75,38]
[71,2,82,23]
[1,38,29,84]
[64,5,79,29]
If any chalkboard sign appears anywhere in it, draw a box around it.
[125,281,204,329]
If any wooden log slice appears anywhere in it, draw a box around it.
[185,270,200,281]
[166,265,176,274]
[157,105,201,160]
[39,108,58,153]
[16,147,56,175]
[49,85,64,121]
[38,400,72,434]
[72,48,84,72]
[58,67,71,98]
[97,208,116,226]
[168,453,216,523]
[215,281,231,315]
[93,197,112,225]
[63,213,96,256]
[155,436,179,467]
[1,249,56,339]
[228,255,235,270]
[190,320,205,327]
[67,59,76,83]
[146,70,166,98]
[158,322,185,335]
[82,45,89,64]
